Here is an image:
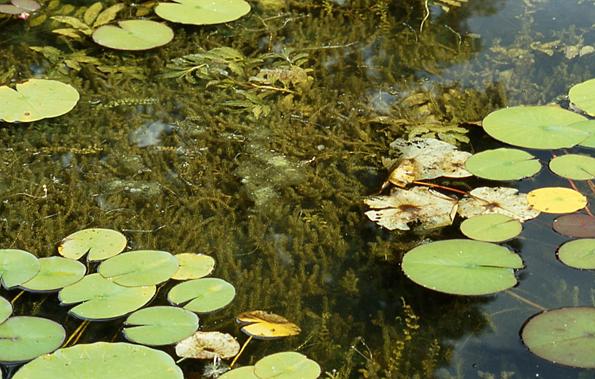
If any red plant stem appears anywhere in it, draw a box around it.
[412,181,469,196]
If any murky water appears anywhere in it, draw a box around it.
[1,1,594,378]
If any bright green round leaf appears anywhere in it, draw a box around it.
[58,228,127,261]
[219,366,259,379]
[464,148,541,180]
[569,78,595,116]
[59,273,156,320]
[0,316,65,363]
[0,79,79,123]
[0,249,40,289]
[401,239,524,295]
[123,306,199,346]
[167,277,235,313]
[172,253,215,280]
[98,250,178,287]
[0,296,12,324]
[92,20,174,51]
[460,214,522,242]
[13,342,184,379]
[522,307,595,368]
[483,106,588,149]
[155,0,250,26]
[568,120,595,148]
[549,154,595,180]
[254,352,321,379]
[20,257,86,292]
[557,239,595,269]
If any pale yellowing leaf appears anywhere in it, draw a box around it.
[236,310,301,339]
[50,16,92,35]
[83,2,103,25]
[458,187,540,222]
[175,331,239,360]
[93,3,126,27]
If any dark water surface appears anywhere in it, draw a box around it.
[1,0,594,378]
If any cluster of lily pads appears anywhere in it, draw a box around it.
[365,78,595,369]
[0,229,321,378]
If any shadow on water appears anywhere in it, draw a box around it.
[0,0,594,378]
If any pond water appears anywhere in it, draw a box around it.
[1,0,594,378]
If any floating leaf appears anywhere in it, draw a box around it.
[401,239,524,296]
[0,79,79,123]
[13,342,184,379]
[569,78,595,116]
[254,352,321,379]
[123,306,198,346]
[460,214,522,242]
[20,257,86,292]
[0,316,65,363]
[568,120,595,148]
[386,137,472,186]
[364,186,458,231]
[168,277,235,313]
[522,307,595,368]
[98,250,178,287]
[464,148,541,181]
[92,20,174,51]
[482,106,588,149]
[527,187,587,214]
[0,296,12,324]
[0,249,40,289]
[557,239,595,269]
[553,214,595,238]
[549,154,595,180]
[175,331,239,359]
[236,310,301,339]
[155,0,251,26]
[59,273,156,320]
[457,187,540,222]
[172,253,215,280]
[58,228,127,261]
[219,366,258,379]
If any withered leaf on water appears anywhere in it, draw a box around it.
[236,310,301,339]
[457,187,540,222]
[175,331,239,360]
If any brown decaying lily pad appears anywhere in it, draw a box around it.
[553,214,595,238]
[175,331,239,360]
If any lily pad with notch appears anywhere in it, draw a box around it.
[549,154,595,180]
[568,120,595,148]
[236,310,301,340]
[401,239,524,296]
[527,187,587,214]
[13,342,183,379]
[464,148,541,181]
[569,78,595,116]
[123,306,199,346]
[0,296,12,324]
[59,273,156,320]
[460,214,522,242]
[0,316,65,363]
[0,249,40,289]
[98,250,178,287]
[155,0,251,26]
[172,253,215,280]
[92,20,174,51]
[58,228,127,261]
[522,307,595,368]
[553,214,595,238]
[167,277,235,313]
[557,239,595,269]
[19,257,86,292]
[254,351,321,379]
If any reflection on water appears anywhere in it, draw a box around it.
[0,0,593,378]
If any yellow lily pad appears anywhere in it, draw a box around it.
[527,187,587,214]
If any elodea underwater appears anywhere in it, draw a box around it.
[0,0,594,378]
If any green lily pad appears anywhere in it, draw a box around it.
[522,307,595,368]
[0,79,79,123]
[254,352,321,379]
[549,154,595,180]
[98,250,178,287]
[553,214,595,238]
[0,249,40,289]
[219,366,259,379]
[0,316,65,363]
[464,148,541,181]
[482,106,588,149]
[59,273,156,320]
[0,296,12,324]
[92,20,174,51]
[123,306,199,346]
[569,78,595,116]
[58,228,127,261]
[155,0,251,26]
[167,277,235,313]
[20,257,86,292]
[13,342,184,379]
[568,120,595,148]
[172,253,215,280]
[557,239,595,269]
[460,214,522,242]
[401,239,524,296]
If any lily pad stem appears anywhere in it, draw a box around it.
[230,335,253,368]
[63,320,90,347]
[10,290,24,305]
[505,290,546,311]
[412,181,469,196]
